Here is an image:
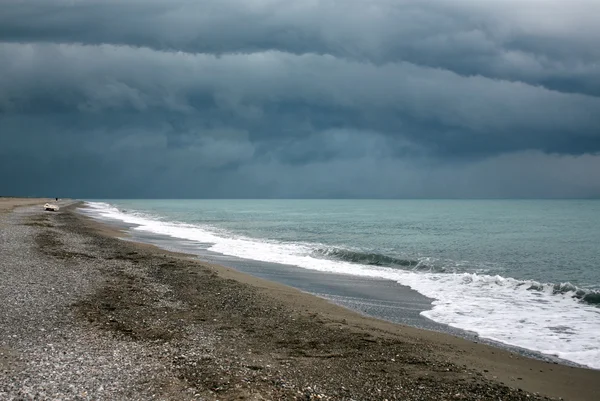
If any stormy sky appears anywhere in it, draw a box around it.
[1,0,599,198]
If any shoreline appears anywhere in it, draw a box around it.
[1,201,599,400]
[77,202,587,369]
[73,203,600,397]
[104,222,455,330]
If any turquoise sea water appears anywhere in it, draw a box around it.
[83,199,600,369]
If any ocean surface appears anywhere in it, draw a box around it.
[82,199,600,369]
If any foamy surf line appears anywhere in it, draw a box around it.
[81,201,600,370]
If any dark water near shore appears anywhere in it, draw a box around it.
[81,199,600,369]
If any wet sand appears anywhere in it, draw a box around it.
[1,200,599,400]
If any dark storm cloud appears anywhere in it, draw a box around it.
[2,43,598,153]
[1,0,599,198]
[2,0,599,95]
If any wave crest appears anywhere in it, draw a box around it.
[312,247,451,272]
[552,283,600,305]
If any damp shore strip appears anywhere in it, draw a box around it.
[1,198,599,400]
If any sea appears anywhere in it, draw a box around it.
[80,199,600,370]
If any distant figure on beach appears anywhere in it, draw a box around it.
[55,197,58,201]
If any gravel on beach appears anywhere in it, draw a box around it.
[0,204,579,400]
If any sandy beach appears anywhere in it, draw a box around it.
[1,200,599,400]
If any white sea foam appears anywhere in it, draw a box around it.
[83,201,600,369]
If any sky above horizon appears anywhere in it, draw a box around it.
[1,0,599,198]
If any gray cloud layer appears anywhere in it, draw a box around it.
[1,0,599,198]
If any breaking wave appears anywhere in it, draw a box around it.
[314,248,420,268]
[317,247,600,307]
[528,282,600,306]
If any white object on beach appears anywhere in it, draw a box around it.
[44,203,59,211]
